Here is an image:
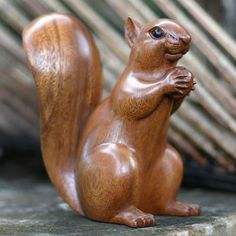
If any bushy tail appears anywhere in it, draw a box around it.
[23,13,102,213]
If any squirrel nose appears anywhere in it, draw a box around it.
[180,35,191,44]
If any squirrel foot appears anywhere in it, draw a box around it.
[110,206,155,228]
[160,201,201,216]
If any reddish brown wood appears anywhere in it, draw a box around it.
[23,14,200,228]
[23,13,102,213]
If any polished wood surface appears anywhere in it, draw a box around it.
[23,14,199,228]
[23,13,102,213]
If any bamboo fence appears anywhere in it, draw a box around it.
[0,0,236,181]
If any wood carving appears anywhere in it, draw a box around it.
[23,13,200,228]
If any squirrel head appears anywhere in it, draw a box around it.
[125,17,191,70]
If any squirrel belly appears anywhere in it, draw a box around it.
[78,95,173,166]
[23,14,102,214]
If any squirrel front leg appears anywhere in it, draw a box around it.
[164,66,195,114]
[111,67,195,120]
[111,75,171,120]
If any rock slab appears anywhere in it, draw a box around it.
[0,179,236,236]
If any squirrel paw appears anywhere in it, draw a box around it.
[164,66,195,98]
[161,201,201,216]
[110,206,155,228]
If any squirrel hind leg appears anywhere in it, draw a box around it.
[76,143,150,226]
[150,145,200,216]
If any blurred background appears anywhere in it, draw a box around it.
[0,0,236,191]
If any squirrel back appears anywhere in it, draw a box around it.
[23,13,102,213]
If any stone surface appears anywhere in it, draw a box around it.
[0,178,236,236]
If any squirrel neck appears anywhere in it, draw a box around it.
[124,54,178,81]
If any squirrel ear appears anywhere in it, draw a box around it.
[125,17,142,47]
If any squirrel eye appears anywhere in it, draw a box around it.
[150,27,163,39]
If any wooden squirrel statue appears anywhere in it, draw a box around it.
[23,13,200,228]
